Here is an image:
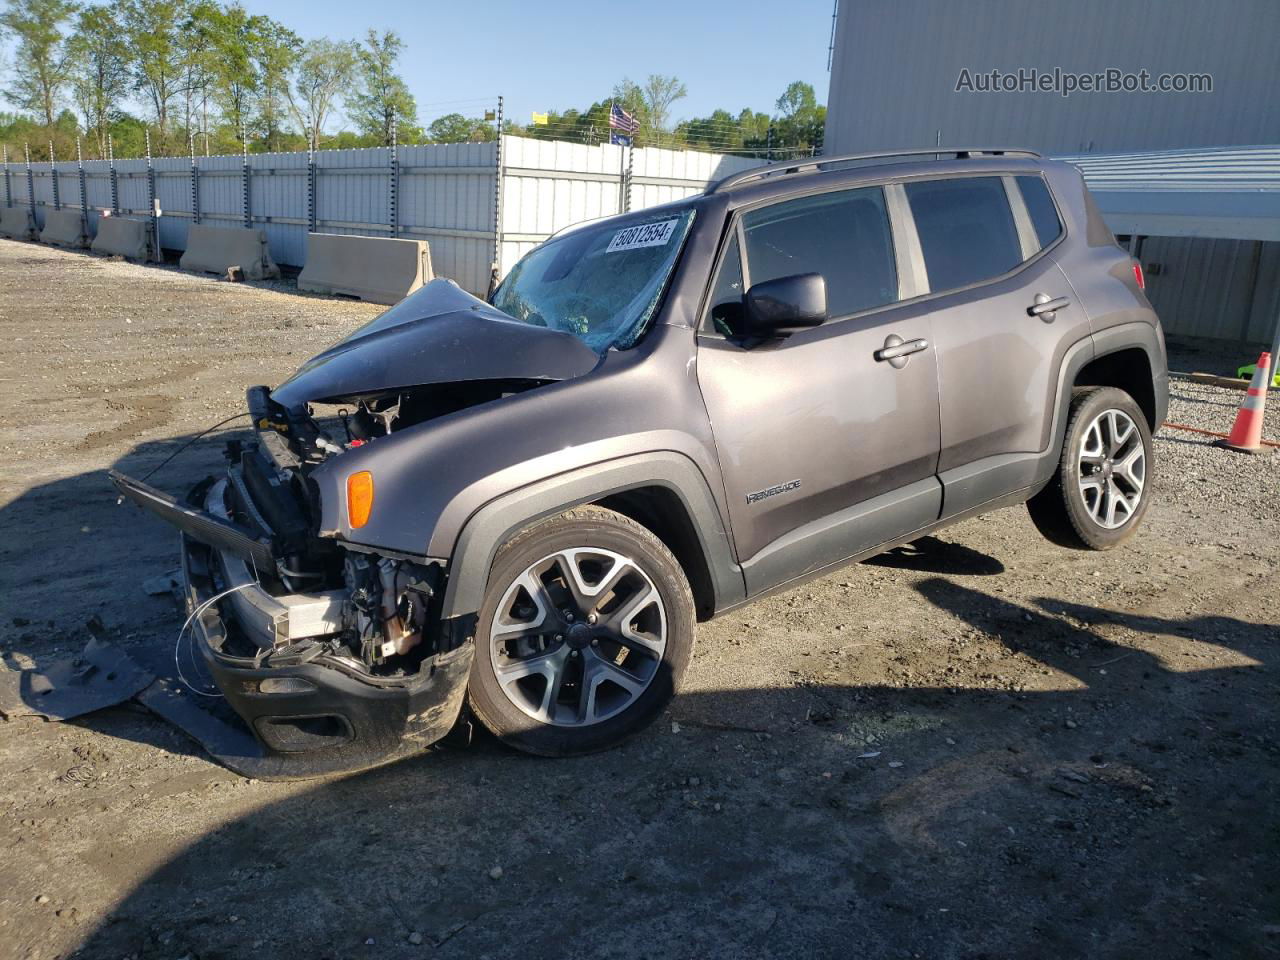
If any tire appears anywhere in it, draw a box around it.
[1027,386,1154,550]
[466,506,695,757]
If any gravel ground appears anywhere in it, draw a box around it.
[0,240,1277,960]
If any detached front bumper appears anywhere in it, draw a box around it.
[180,535,473,778]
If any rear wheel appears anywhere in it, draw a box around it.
[466,506,695,756]
[1028,386,1154,550]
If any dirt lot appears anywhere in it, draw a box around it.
[1,239,1277,960]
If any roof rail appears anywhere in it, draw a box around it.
[707,148,1043,194]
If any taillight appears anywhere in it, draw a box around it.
[347,471,374,528]
[1132,261,1145,290]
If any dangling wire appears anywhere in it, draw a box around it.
[173,583,257,697]
[138,412,250,485]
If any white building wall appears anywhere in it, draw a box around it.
[825,0,1280,156]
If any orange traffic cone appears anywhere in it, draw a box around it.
[1214,351,1272,454]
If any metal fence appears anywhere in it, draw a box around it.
[2,136,762,296]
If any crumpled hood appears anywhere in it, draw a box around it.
[271,279,601,408]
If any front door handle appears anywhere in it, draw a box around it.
[1029,293,1070,319]
[875,334,929,369]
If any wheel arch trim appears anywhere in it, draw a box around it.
[440,451,746,620]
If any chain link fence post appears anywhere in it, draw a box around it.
[389,113,399,238]
[108,134,118,215]
[24,143,35,222]
[3,145,10,208]
[189,132,200,225]
[491,95,504,291]
[49,140,60,211]
[76,136,87,234]
[306,141,317,234]
[241,125,251,229]
[145,128,159,259]
[624,142,635,212]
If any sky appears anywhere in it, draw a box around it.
[245,0,837,131]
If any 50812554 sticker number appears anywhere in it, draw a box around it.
[606,219,679,253]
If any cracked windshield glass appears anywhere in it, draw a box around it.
[492,208,696,351]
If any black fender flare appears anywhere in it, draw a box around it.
[439,451,746,620]
[1043,321,1167,485]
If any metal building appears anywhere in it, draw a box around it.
[823,0,1280,349]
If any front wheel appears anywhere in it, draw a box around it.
[1027,386,1154,550]
[466,506,695,757]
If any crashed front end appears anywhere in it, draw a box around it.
[111,385,475,777]
[110,280,603,776]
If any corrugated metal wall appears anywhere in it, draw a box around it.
[1140,237,1280,343]
[825,0,1280,156]
[3,136,761,297]
[499,138,759,272]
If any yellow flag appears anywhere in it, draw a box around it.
[531,112,549,126]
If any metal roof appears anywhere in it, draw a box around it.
[1061,146,1280,241]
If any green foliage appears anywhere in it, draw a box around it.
[117,0,188,148]
[67,3,129,156]
[0,0,79,126]
[347,30,420,145]
[525,80,823,157]
[426,112,496,144]
[1,5,823,162]
[286,37,356,152]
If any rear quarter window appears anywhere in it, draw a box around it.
[905,176,1023,293]
[1016,175,1064,250]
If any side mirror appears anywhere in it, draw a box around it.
[743,273,827,338]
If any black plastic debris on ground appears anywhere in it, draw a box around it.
[0,624,153,721]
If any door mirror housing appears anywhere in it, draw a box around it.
[743,273,827,337]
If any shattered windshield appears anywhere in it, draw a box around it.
[491,208,696,351]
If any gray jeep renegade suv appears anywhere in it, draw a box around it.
[113,148,1168,777]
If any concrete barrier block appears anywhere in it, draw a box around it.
[180,223,279,281]
[0,206,36,240]
[298,233,434,305]
[40,208,89,248]
[91,216,152,260]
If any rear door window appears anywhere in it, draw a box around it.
[741,186,898,318]
[905,177,1023,293]
[1016,175,1064,250]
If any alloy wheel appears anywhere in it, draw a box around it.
[1077,408,1146,529]
[488,548,667,727]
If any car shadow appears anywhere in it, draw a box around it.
[864,535,1006,575]
[1,438,1277,960]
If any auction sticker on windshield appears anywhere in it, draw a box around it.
[606,219,680,253]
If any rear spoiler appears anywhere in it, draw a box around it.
[110,470,276,572]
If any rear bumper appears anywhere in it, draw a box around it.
[181,535,472,779]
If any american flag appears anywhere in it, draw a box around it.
[609,103,639,134]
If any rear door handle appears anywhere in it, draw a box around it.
[875,335,929,369]
[1029,293,1070,318]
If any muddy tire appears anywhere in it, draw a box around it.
[1028,386,1154,550]
[466,506,695,757]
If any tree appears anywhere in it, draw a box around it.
[119,0,190,150]
[678,108,742,152]
[0,0,78,128]
[772,80,825,152]
[204,2,258,141]
[179,0,221,150]
[775,80,817,120]
[427,112,495,144]
[251,18,299,151]
[641,73,687,140]
[286,37,355,152]
[347,30,419,145]
[68,3,128,156]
